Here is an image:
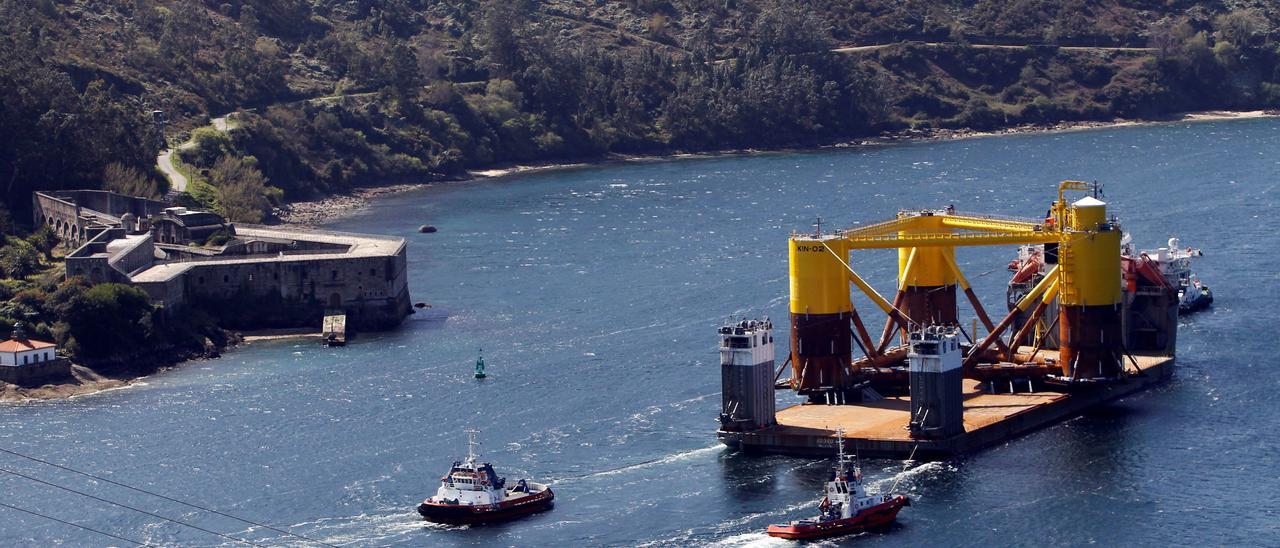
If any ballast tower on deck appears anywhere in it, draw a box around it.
[718,319,777,432]
[907,327,964,439]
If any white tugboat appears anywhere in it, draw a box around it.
[765,432,909,540]
[417,429,554,525]
[1137,237,1212,313]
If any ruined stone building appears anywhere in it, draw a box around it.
[33,191,412,329]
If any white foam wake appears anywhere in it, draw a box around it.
[577,444,724,479]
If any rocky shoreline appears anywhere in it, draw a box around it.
[271,184,430,226]
[0,364,149,402]
[270,110,1278,228]
[0,333,241,403]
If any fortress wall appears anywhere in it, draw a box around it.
[65,229,130,284]
[107,235,156,276]
[137,276,187,310]
[388,244,410,310]
[169,248,411,329]
[66,255,118,284]
[34,191,168,249]
[33,192,87,247]
[0,358,71,386]
[290,239,352,252]
[35,190,412,331]
[65,190,167,218]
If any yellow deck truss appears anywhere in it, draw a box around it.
[796,181,1103,338]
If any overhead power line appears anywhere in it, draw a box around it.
[0,446,336,547]
[0,500,156,547]
[0,466,265,547]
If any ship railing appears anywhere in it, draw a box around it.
[951,210,1043,225]
[837,216,910,237]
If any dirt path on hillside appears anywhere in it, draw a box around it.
[156,115,230,195]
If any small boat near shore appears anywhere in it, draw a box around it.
[765,435,909,540]
[417,429,554,525]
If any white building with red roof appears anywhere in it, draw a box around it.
[0,323,57,367]
[0,338,56,367]
[0,323,68,385]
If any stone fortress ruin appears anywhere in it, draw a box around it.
[33,190,411,329]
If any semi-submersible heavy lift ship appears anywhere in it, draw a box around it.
[717,181,1180,458]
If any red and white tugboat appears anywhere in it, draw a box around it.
[765,433,909,540]
[417,429,554,525]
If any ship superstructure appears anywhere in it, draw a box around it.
[1142,238,1212,313]
[417,429,554,524]
[718,319,777,431]
[765,431,909,539]
[1011,235,1211,320]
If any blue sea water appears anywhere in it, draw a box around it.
[2,118,1278,546]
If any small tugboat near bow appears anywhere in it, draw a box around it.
[417,429,554,525]
[765,433,910,540]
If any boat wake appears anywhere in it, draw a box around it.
[706,532,794,547]
[565,444,723,481]
[636,498,820,547]
[284,508,449,546]
[867,459,948,493]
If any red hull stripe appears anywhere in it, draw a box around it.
[766,497,907,540]
[419,489,555,525]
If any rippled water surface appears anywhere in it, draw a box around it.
[3,119,1279,546]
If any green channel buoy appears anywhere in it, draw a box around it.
[474,348,486,379]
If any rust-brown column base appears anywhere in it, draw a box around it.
[1059,304,1124,379]
[790,312,854,394]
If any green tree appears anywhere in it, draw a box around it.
[180,128,234,168]
[1215,10,1266,48]
[477,0,534,76]
[384,40,421,99]
[209,155,268,223]
[104,162,163,199]
[1149,19,1193,62]
[0,239,41,279]
[0,205,14,239]
[25,225,60,259]
[63,283,153,359]
[750,2,834,57]
[45,276,90,322]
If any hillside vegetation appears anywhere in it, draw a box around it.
[2,0,1278,222]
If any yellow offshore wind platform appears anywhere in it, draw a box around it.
[717,181,1177,457]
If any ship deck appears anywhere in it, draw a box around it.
[718,350,1174,458]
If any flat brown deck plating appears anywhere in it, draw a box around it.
[718,350,1173,458]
